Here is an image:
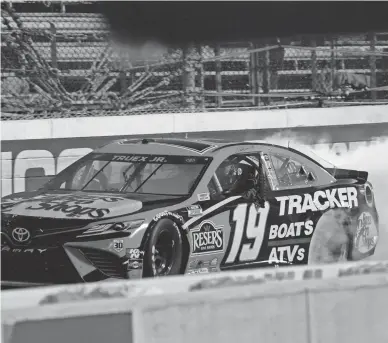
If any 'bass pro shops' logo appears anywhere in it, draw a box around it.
[191,220,224,254]
[12,227,31,243]
[355,212,378,254]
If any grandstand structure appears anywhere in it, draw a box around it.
[1,1,388,119]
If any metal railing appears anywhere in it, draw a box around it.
[1,2,388,120]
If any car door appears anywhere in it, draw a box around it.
[219,152,287,270]
[185,152,269,272]
[219,149,325,270]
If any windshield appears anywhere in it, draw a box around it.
[44,153,210,196]
[288,142,337,169]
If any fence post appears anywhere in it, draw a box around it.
[311,38,318,92]
[182,45,196,110]
[369,32,377,101]
[119,50,127,96]
[49,22,57,69]
[197,44,205,110]
[249,42,260,107]
[262,44,270,105]
[330,36,336,91]
[215,44,222,108]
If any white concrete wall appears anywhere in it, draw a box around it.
[134,273,388,343]
[2,105,388,141]
[4,260,384,311]
[2,261,388,343]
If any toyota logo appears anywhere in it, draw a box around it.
[12,227,31,243]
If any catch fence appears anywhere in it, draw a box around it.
[1,1,388,120]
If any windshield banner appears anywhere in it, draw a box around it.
[91,153,210,165]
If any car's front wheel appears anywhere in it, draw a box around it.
[143,218,184,277]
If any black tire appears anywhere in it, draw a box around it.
[143,218,184,277]
[308,210,351,264]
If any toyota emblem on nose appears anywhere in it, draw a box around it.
[12,227,31,243]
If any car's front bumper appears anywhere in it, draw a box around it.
[1,246,84,285]
[1,223,148,285]
[1,242,144,286]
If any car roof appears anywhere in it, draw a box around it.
[95,137,288,156]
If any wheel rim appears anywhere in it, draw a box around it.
[152,229,176,276]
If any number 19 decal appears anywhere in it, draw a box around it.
[225,202,270,264]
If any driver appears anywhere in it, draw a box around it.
[217,157,256,195]
[229,160,256,194]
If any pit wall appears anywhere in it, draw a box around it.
[2,261,388,343]
[2,104,388,197]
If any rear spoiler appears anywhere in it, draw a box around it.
[325,168,368,181]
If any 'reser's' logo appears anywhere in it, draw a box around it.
[191,220,223,254]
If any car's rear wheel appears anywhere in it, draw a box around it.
[308,210,352,264]
[144,218,184,277]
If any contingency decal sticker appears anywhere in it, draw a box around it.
[124,248,145,278]
[187,257,219,274]
[187,205,203,217]
[197,193,210,201]
[113,239,124,253]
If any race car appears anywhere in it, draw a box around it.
[1,138,379,286]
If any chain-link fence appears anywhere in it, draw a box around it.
[2,1,388,120]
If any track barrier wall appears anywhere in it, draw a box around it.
[1,104,388,197]
[3,260,388,311]
[2,260,388,343]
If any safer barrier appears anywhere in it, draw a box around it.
[2,104,388,141]
[2,260,388,311]
[1,261,387,309]
[2,260,388,343]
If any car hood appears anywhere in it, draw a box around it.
[1,191,186,221]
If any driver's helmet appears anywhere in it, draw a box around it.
[233,159,256,193]
[217,157,256,193]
